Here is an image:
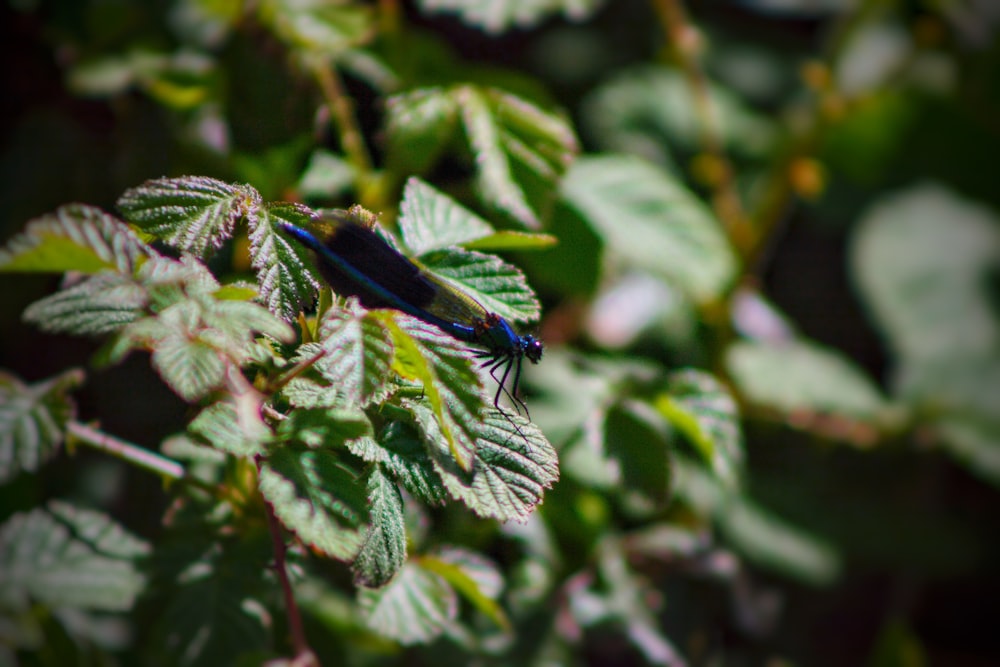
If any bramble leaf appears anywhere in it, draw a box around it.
[314,305,395,407]
[421,248,541,323]
[22,273,147,336]
[118,176,260,256]
[258,444,369,561]
[252,202,323,321]
[398,177,495,254]
[562,155,736,302]
[423,407,558,522]
[0,369,82,483]
[382,315,483,472]
[0,501,149,611]
[655,369,744,491]
[0,204,152,274]
[416,0,603,37]
[351,466,407,588]
[358,561,457,644]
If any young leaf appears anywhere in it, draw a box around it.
[357,561,458,644]
[655,369,744,491]
[142,300,229,402]
[398,177,495,254]
[562,155,737,302]
[117,176,261,256]
[424,407,559,523]
[188,397,272,458]
[252,202,323,321]
[315,305,395,407]
[420,247,541,323]
[258,444,369,561]
[351,466,407,588]
[22,273,148,336]
[382,315,484,472]
[0,501,149,612]
[0,204,152,274]
[0,369,82,483]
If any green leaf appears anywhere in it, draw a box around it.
[382,315,484,472]
[655,369,744,490]
[426,408,559,522]
[719,496,840,586]
[462,230,558,251]
[252,202,323,321]
[582,65,777,164]
[420,247,541,323]
[673,461,840,585]
[117,176,260,256]
[351,421,449,506]
[901,358,1000,487]
[0,204,152,274]
[385,88,461,175]
[358,561,457,644]
[351,466,407,588]
[0,501,149,612]
[23,273,148,336]
[603,400,672,509]
[147,536,271,667]
[276,406,373,449]
[726,339,889,423]
[315,305,395,407]
[261,0,374,55]
[420,547,509,631]
[297,149,356,199]
[0,369,82,483]
[562,155,737,302]
[416,0,604,35]
[461,86,578,227]
[143,301,229,402]
[258,444,369,561]
[852,184,1000,365]
[188,397,272,457]
[398,177,495,254]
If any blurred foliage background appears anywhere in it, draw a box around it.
[2,0,1000,665]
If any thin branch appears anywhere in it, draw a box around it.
[651,0,753,255]
[66,421,222,496]
[67,421,185,481]
[260,465,317,666]
[311,62,374,194]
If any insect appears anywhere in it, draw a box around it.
[279,212,543,422]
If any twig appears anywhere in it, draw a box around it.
[311,62,374,190]
[66,421,222,496]
[651,0,753,255]
[67,421,185,481]
[260,471,317,666]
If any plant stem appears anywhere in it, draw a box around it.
[67,421,222,496]
[67,421,185,481]
[651,0,753,255]
[311,61,376,206]
[261,475,317,666]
